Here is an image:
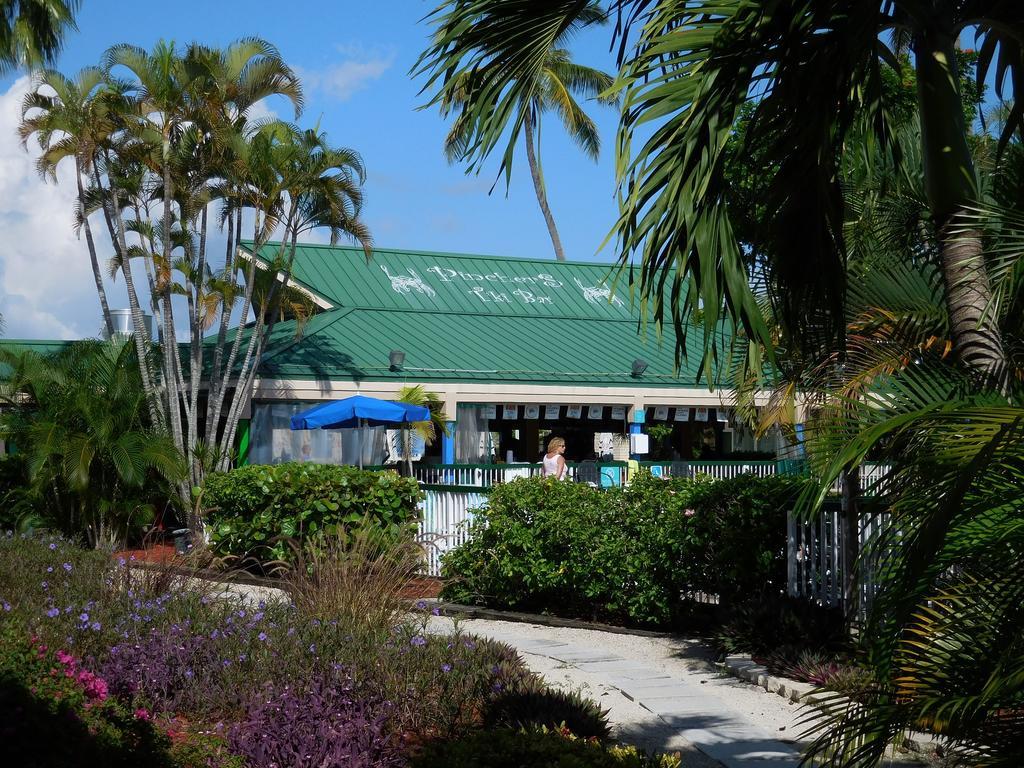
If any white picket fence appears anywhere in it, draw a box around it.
[417,486,486,577]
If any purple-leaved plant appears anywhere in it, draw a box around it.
[229,671,403,768]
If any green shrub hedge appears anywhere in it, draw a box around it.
[203,463,421,563]
[440,472,804,627]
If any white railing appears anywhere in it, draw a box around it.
[417,486,486,577]
[413,463,629,488]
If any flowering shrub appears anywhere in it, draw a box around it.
[3,534,673,768]
[229,671,403,768]
[0,622,170,767]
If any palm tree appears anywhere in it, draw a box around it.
[0,0,79,73]
[20,67,118,338]
[415,0,1024,376]
[395,385,449,476]
[216,123,372,471]
[422,0,615,260]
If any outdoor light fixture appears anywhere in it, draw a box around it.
[389,350,406,372]
[631,358,649,377]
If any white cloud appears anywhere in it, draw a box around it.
[0,76,120,340]
[300,44,395,102]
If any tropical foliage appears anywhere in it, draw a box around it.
[0,339,184,547]
[19,39,372,526]
[395,384,449,474]
[418,0,616,260]
[416,2,1024,765]
[0,0,79,74]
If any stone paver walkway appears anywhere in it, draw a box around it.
[440,618,805,768]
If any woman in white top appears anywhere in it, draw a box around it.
[541,436,568,480]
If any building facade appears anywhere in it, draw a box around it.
[240,241,790,467]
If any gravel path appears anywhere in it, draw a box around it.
[428,616,807,768]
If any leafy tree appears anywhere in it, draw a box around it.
[0,0,78,74]
[0,339,185,548]
[419,0,616,260]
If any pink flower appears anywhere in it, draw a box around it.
[684,508,696,517]
[133,708,151,721]
[56,650,75,666]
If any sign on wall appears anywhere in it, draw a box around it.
[588,405,604,420]
[653,406,669,421]
[483,404,497,419]
[716,408,730,423]
[611,405,626,421]
[524,404,540,420]
[566,405,583,419]
[694,407,709,422]
[544,405,560,420]
[674,407,689,421]
[502,404,519,420]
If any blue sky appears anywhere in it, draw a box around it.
[0,1,625,339]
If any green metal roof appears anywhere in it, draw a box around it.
[243,241,731,389]
[258,308,717,386]
[240,241,643,321]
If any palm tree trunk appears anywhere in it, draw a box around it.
[915,23,1005,377]
[93,164,161,427]
[76,159,114,338]
[159,136,190,514]
[524,105,566,261]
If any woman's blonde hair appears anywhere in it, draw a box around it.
[547,436,566,452]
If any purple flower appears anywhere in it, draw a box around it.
[49,543,57,550]
[222,659,231,667]
[308,644,316,654]
[253,611,264,622]
[41,581,48,589]
[90,622,101,631]
[46,566,53,573]
[441,663,452,673]
[62,563,72,572]
[46,607,59,618]
[432,607,442,616]
[79,612,89,623]
[410,635,427,647]
[463,639,477,650]
[414,600,428,611]
[257,632,267,642]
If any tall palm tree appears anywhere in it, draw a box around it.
[216,124,371,469]
[20,67,117,338]
[421,0,615,260]
[415,0,1024,375]
[0,0,79,74]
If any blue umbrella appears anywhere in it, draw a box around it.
[290,395,431,467]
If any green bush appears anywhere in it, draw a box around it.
[412,727,681,768]
[203,463,422,563]
[441,472,804,627]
